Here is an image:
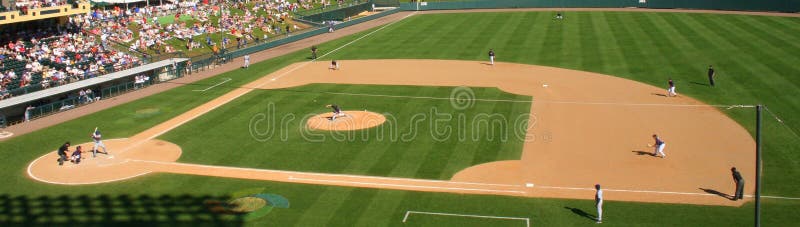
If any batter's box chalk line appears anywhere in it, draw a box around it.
[402,210,530,227]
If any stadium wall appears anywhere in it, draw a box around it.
[399,0,800,13]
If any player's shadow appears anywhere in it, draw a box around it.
[479,62,494,66]
[651,93,668,97]
[699,188,735,200]
[690,81,710,86]
[632,150,655,156]
[564,207,597,222]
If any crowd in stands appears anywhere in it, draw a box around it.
[80,0,317,56]
[2,0,357,105]
[1,0,76,14]
[0,22,140,100]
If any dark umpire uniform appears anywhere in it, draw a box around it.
[707,65,715,87]
[57,142,70,166]
[731,167,744,200]
[311,46,318,59]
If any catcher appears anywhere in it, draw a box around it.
[326,104,345,121]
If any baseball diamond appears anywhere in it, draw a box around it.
[2,1,800,226]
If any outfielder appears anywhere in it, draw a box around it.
[326,104,345,121]
[243,55,250,68]
[652,134,666,158]
[488,49,495,65]
[91,128,108,157]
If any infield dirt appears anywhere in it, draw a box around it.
[28,60,754,206]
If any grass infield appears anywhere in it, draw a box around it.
[1,11,799,226]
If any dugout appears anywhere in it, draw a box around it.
[0,58,187,125]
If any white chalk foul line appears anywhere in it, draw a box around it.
[268,11,418,83]
[289,176,526,194]
[315,11,418,61]
[131,159,520,188]
[403,210,530,227]
[192,77,232,92]
[535,185,800,200]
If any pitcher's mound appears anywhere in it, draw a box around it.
[306,111,386,131]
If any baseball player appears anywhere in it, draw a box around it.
[326,104,344,121]
[652,134,666,158]
[667,79,676,97]
[91,128,108,157]
[243,55,250,68]
[329,60,339,70]
[488,49,495,65]
[595,184,603,224]
[70,146,83,164]
[57,142,70,166]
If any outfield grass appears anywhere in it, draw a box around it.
[1,11,799,226]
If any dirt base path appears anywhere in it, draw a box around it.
[28,60,754,206]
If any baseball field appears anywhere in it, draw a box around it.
[4,10,800,226]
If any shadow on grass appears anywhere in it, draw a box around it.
[564,206,596,222]
[689,81,710,87]
[0,194,245,227]
[699,188,735,200]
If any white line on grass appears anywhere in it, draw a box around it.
[288,176,526,194]
[192,77,232,91]
[268,11,418,83]
[535,185,800,200]
[315,91,756,108]
[403,210,530,227]
[131,159,519,188]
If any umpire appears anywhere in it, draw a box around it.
[707,65,716,87]
[731,167,744,200]
[311,46,318,60]
[57,142,70,166]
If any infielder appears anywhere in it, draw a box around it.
[652,134,666,158]
[329,60,339,70]
[243,55,250,68]
[91,128,108,157]
[326,104,345,121]
[667,79,676,97]
[595,184,603,224]
[488,49,495,65]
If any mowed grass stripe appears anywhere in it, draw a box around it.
[699,15,799,102]
[352,190,409,226]
[294,187,358,226]
[506,13,536,60]
[725,16,800,89]
[604,13,653,77]
[577,13,603,71]
[342,87,443,177]
[561,12,582,69]
[326,188,381,226]
[675,14,762,103]
[640,13,701,78]
[592,12,629,74]
[519,13,551,62]
[761,15,800,36]
[537,14,565,65]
